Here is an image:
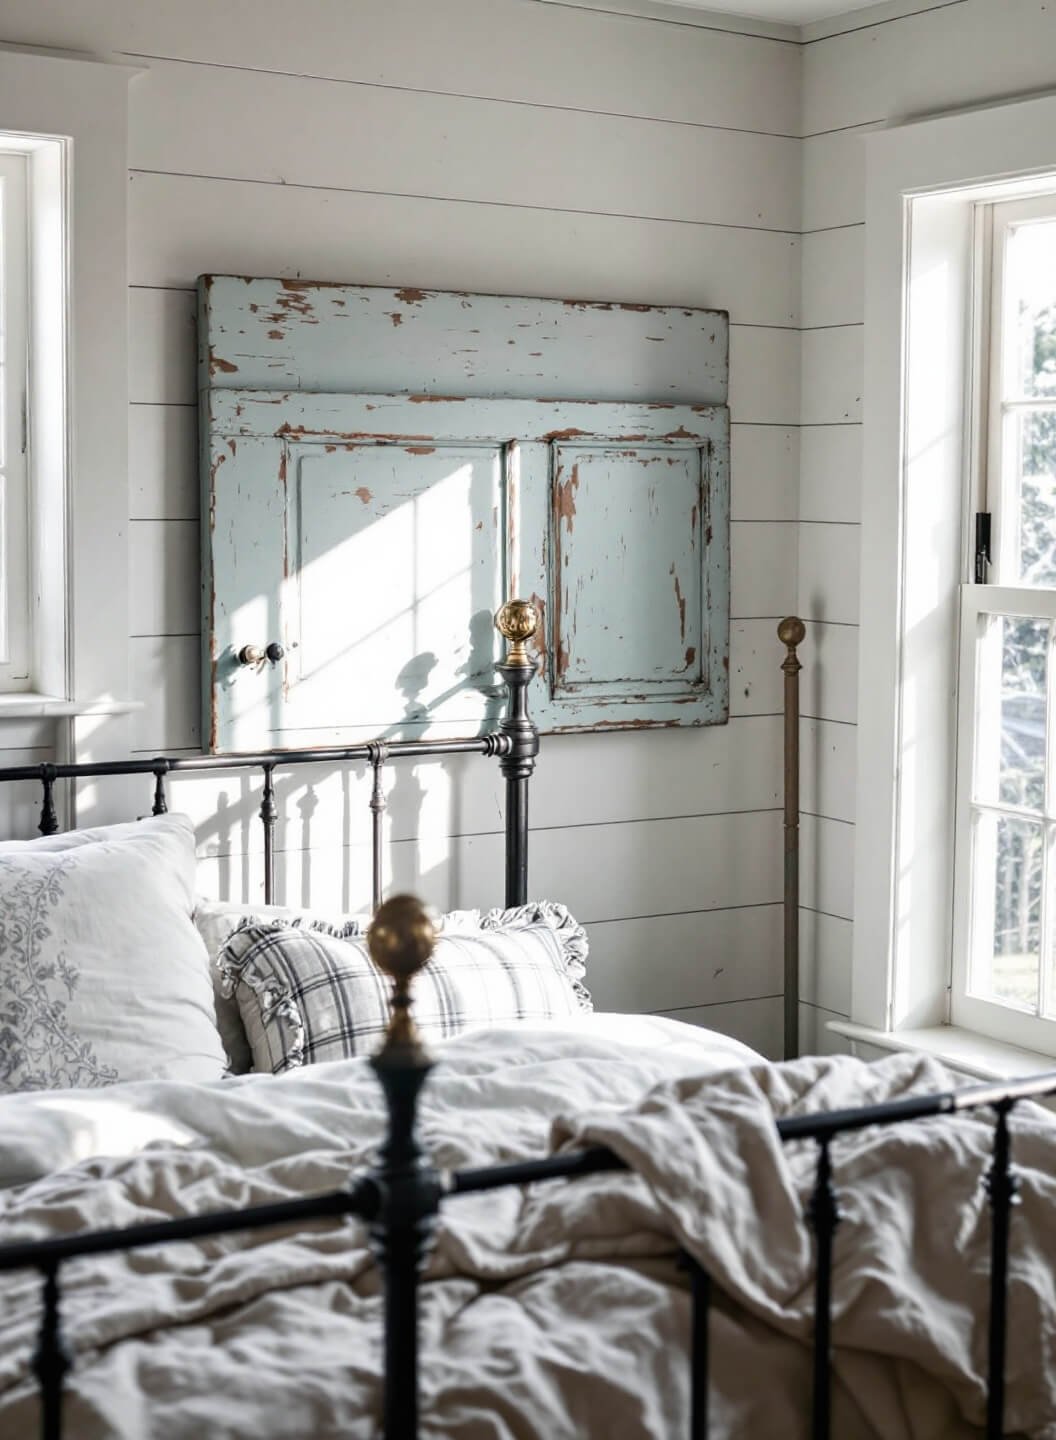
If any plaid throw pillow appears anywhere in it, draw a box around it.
[217,902,591,1074]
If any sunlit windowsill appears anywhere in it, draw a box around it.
[828,1021,1056,1082]
[0,694,143,719]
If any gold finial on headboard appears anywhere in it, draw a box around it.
[368,894,437,1059]
[777,615,806,650]
[495,599,539,667]
[777,616,806,678]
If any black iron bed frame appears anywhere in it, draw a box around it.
[0,602,1054,1440]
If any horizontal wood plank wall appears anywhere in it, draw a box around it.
[0,0,802,1057]
[796,0,1056,1049]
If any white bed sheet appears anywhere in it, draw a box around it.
[0,1013,759,1189]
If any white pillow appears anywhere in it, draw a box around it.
[217,901,592,1075]
[0,815,228,1092]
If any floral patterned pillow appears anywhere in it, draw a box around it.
[0,815,227,1092]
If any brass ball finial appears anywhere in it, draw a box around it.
[777,616,806,649]
[495,598,539,667]
[368,894,436,1057]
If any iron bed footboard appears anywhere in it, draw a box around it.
[3,1000,1055,1440]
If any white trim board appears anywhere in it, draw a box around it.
[0,48,139,817]
[524,0,798,41]
[800,0,967,44]
[527,0,965,46]
[853,89,1056,1036]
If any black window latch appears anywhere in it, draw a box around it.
[974,512,991,584]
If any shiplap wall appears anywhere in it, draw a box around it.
[796,0,1056,1053]
[0,0,803,1056]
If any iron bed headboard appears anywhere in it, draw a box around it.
[0,600,542,915]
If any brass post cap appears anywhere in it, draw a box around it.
[777,616,806,648]
[495,599,539,666]
[367,894,437,984]
[369,895,436,1059]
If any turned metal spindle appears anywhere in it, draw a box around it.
[679,1250,711,1439]
[807,1137,841,1440]
[779,617,805,1062]
[37,764,59,837]
[985,1100,1019,1439]
[494,600,540,909]
[151,761,169,816]
[34,1263,70,1440]
[367,895,442,1440]
[260,763,277,904]
[367,742,389,914]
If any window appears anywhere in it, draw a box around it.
[952,194,1056,1051]
[845,93,1056,1067]
[0,149,29,692]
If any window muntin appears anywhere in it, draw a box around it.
[953,193,1056,1051]
[0,149,29,691]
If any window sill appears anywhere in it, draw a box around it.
[828,1021,1056,1082]
[0,694,143,719]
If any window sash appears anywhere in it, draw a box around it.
[986,192,1056,588]
[952,584,1056,1052]
[0,149,30,690]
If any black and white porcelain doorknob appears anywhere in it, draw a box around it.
[237,642,285,666]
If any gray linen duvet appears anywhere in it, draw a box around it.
[0,1016,1052,1439]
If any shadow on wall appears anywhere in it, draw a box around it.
[173,745,507,918]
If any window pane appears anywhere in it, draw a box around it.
[974,612,1049,810]
[970,811,1043,1010]
[1005,218,1056,399]
[1004,409,1056,586]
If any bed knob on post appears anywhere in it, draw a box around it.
[369,894,436,1064]
[495,598,537,668]
[367,894,441,1440]
[495,601,540,910]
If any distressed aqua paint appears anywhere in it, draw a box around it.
[199,278,730,752]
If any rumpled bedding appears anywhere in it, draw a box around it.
[0,1016,1053,1440]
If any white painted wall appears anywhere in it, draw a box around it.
[0,0,803,1056]
[797,0,1056,1053]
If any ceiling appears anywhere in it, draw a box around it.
[649,0,883,19]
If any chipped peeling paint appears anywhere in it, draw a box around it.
[200,276,729,748]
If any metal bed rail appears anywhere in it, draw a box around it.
[2,894,1054,1440]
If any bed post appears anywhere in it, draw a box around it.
[495,600,540,909]
[367,895,442,1440]
[779,617,805,1062]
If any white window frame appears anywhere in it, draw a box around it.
[847,92,1056,1061]
[0,149,30,691]
[948,191,1056,1053]
[0,49,139,813]
[952,587,1056,1050]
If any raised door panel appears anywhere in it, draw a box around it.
[551,442,706,699]
[284,440,506,737]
